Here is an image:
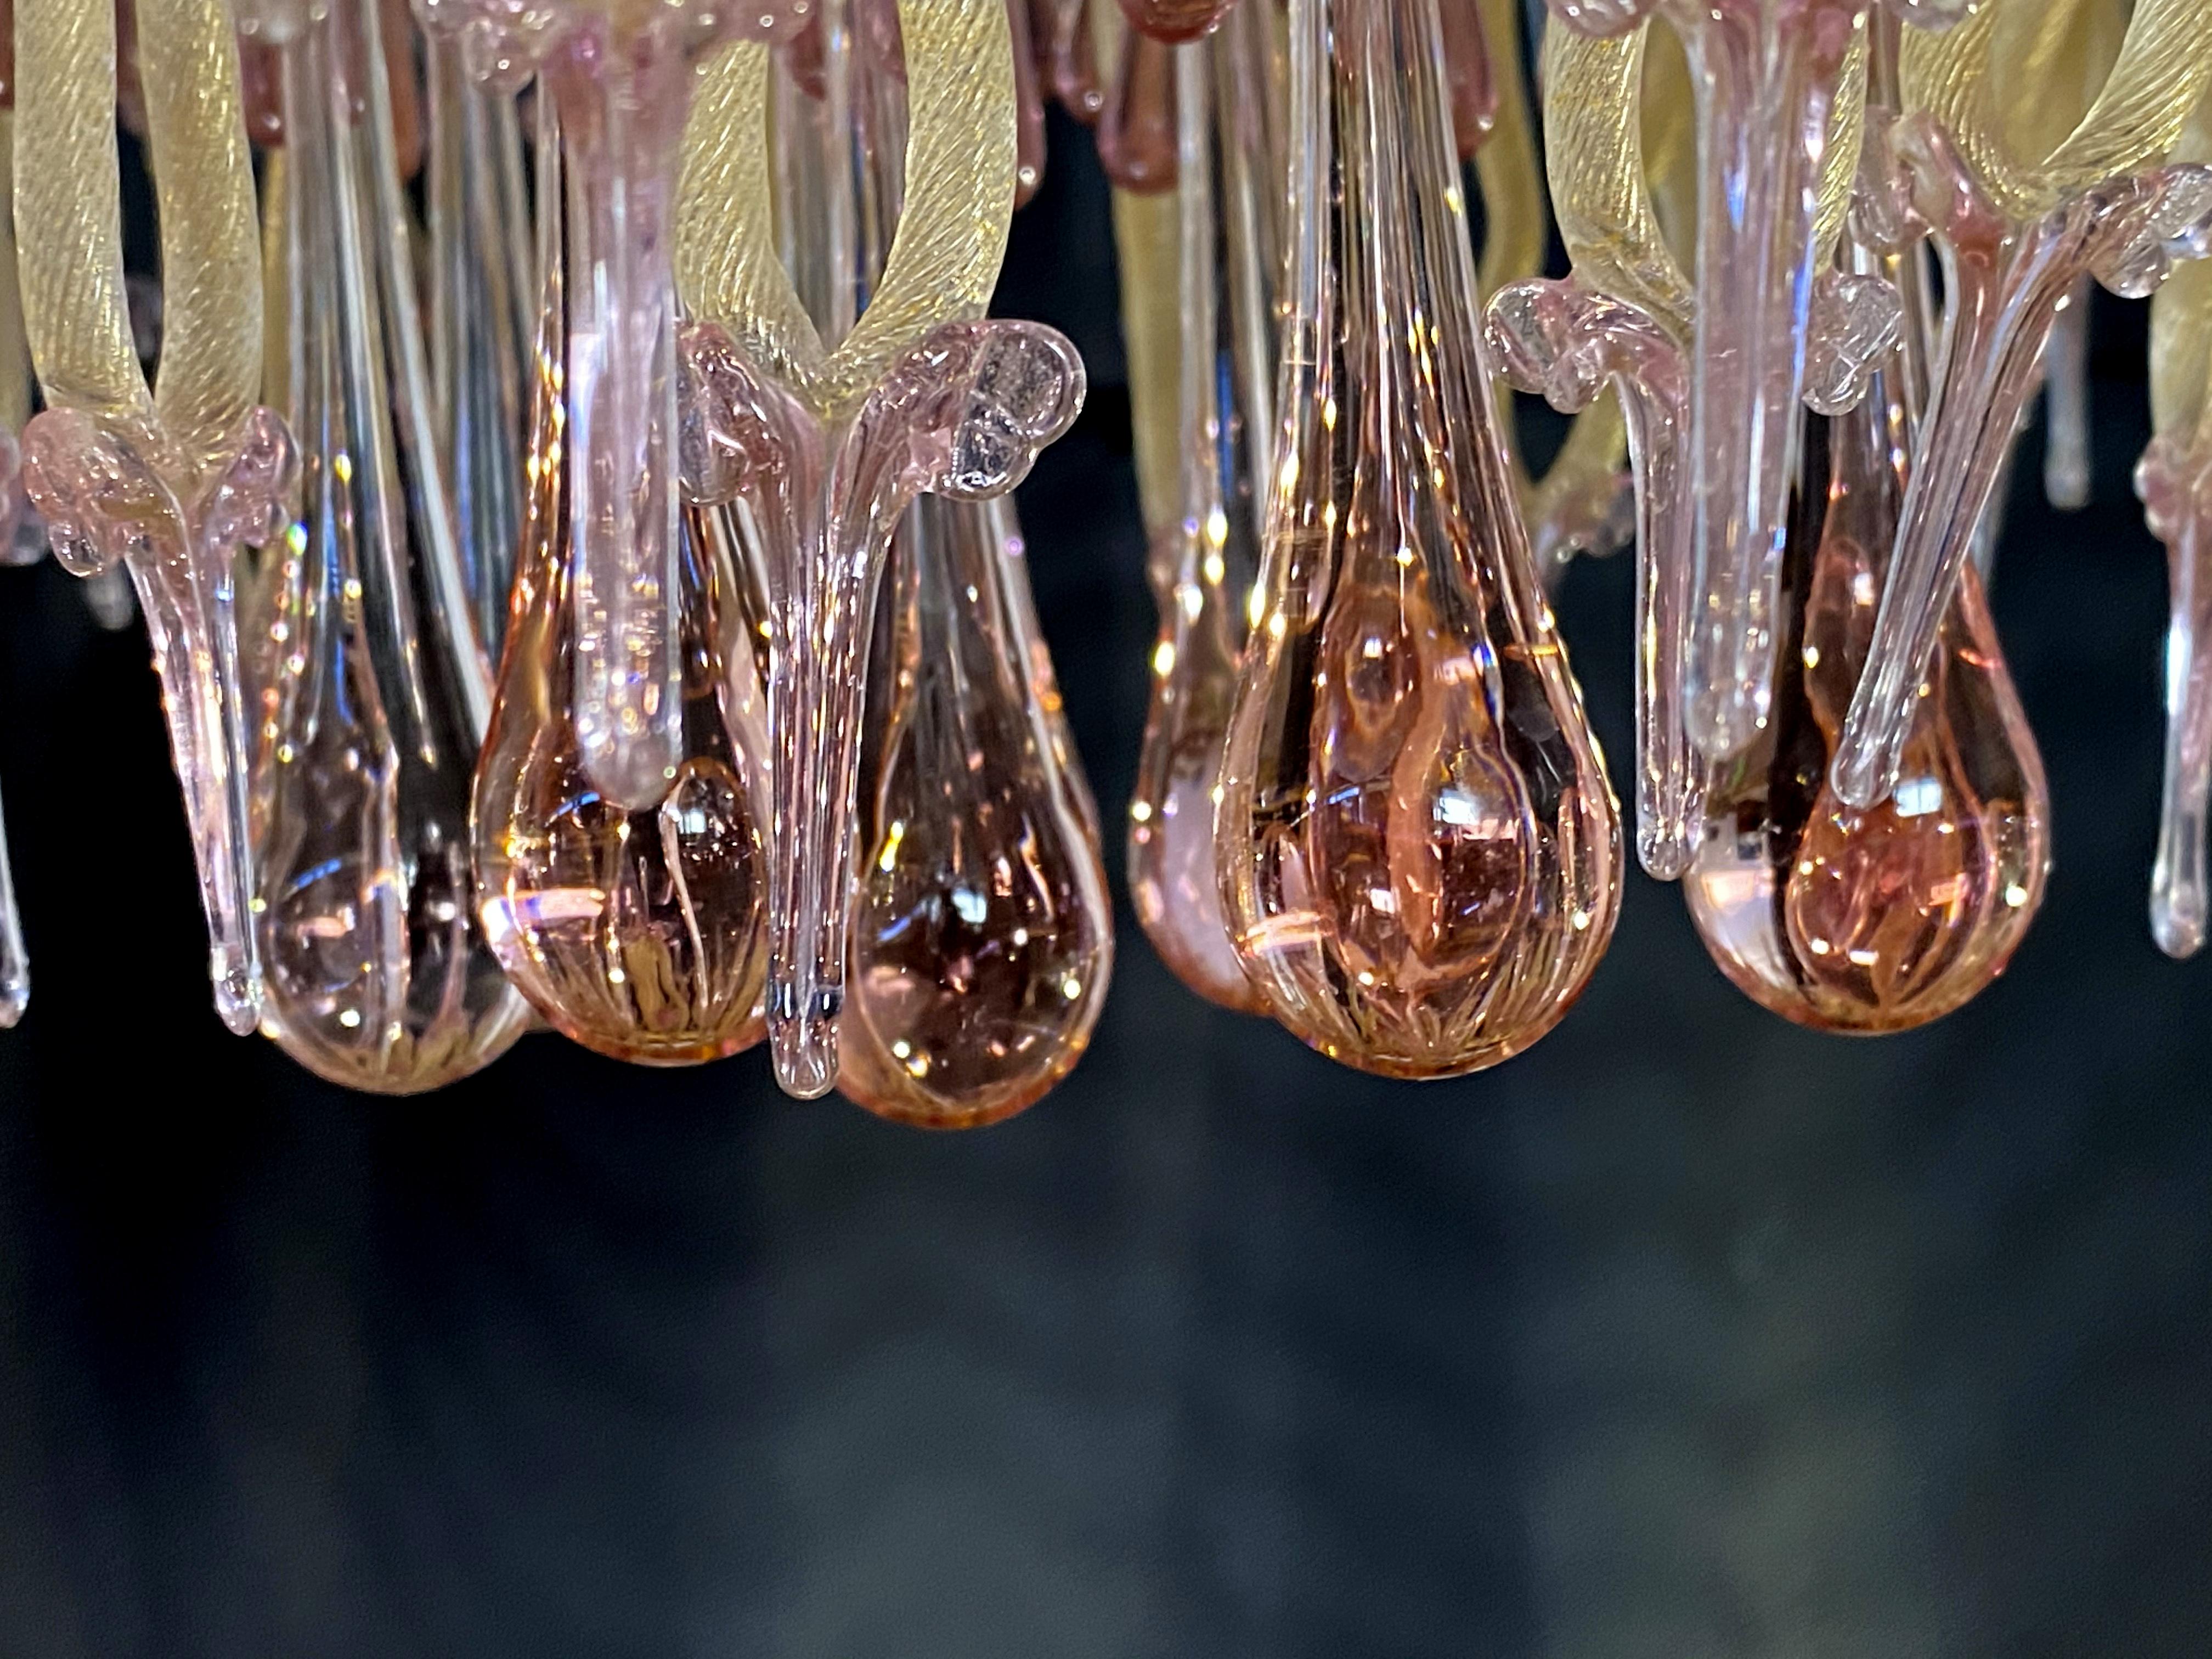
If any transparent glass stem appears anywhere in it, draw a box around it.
[545,37,689,811]
[2155,496,2212,957]
[1127,32,1268,1010]
[1966,400,2025,583]
[0,777,24,1028]
[775,0,865,345]
[1837,120,2212,810]
[1677,0,1860,760]
[1487,276,1698,881]
[1217,0,1279,529]
[1832,205,2082,809]
[425,33,534,658]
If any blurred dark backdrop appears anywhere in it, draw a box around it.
[0,109,2206,1658]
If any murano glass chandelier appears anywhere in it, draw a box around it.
[1,0,2208,1110]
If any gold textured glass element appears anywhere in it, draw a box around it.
[0,107,30,1026]
[16,0,294,1034]
[1216,0,1622,1079]
[0,107,36,567]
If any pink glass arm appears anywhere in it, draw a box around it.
[1486,262,1892,877]
[1832,120,2212,809]
[1487,276,1700,878]
[681,318,1082,1097]
[1801,269,1906,419]
[22,405,296,1032]
[411,0,810,84]
[2138,436,2212,957]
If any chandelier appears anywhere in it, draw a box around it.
[2,0,2207,1116]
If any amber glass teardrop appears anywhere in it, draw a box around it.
[1214,0,1621,1078]
[838,498,1113,1128]
[1685,402,2051,1032]
[471,207,771,1063]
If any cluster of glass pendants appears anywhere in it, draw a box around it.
[0,0,2208,1109]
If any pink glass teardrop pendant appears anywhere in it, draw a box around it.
[1035,0,1104,123]
[1685,390,2050,1032]
[1547,0,1897,763]
[1215,0,1622,1078]
[680,317,1085,1097]
[839,498,1113,1127]
[417,0,810,814]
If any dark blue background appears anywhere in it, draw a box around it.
[0,110,2203,1657]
